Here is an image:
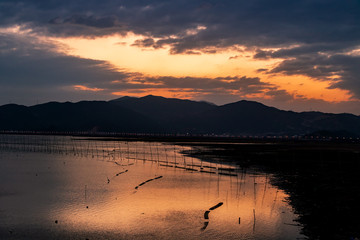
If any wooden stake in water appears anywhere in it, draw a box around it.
[149,142,153,161]
[174,145,177,165]
[253,209,256,233]
[126,141,130,163]
[156,143,160,165]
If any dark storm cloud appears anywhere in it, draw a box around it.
[1,1,359,49]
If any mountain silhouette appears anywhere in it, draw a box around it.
[0,101,161,132]
[0,95,359,136]
[110,95,216,132]
[190,100,360,136]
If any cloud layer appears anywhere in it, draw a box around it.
[2,1,359,50]
[0,31,278,105]
[0,0,360,113]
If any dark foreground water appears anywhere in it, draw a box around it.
[189,140,360,240]
[0,135,303,240]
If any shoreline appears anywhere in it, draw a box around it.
[1,131,359,144]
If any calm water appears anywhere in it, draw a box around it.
[0,135,303,239]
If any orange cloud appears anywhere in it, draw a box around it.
[74,85,104,92]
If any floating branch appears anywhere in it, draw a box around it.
[114,162,134,167]
[115,170,128,176]
[201,202,224,231]
[204,211,210,220]
[200,222,209,231]
[209,202,223,211]
[134,176,163,190]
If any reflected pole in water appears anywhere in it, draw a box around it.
[91,140,94,158]
[173,145,177,166]
[118,141,123,162]
[72,139,76,156]
[126,141,130,164]
[270,189,279,217]
[113,141,116,161]
[181,145,187,168]
[143,141,146,162]
[253,208,256,233]
[101,141,105,160]
[86,140,90,157]
[253,176,257,205]
[217,170,220,198]
[95,141,99,159]
[191,147,194,167]
[261,174,268,207]
[165,145,168,165]
[236,172,240,206]
[135,141,138,161]
[156,143,160,166]
[149,142,153,162]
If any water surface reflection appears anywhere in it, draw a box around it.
[0,135,303,239]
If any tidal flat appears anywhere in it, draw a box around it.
[0,134,303,240]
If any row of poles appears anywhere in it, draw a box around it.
[0,134,284,234]
[0,134,240,176]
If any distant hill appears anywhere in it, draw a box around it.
[0,95,359,136]
[0,101,161,133]
[190,100,360,136]
[110,95,216,132]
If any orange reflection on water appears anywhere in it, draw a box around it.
[0,138,302,239]
[50,141,301,239]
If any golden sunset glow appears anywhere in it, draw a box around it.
[51,34,352,103]
[261,74,352,102]
[74,85,104,92]
[53,144,293,236]
[55,34,262,78]
[2,2,360,240]
[1,0,359,115]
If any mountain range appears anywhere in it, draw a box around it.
[0,95,359,137]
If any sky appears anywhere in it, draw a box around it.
[0,0,360,114]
